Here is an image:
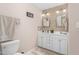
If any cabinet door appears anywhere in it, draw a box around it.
[53,36,60,52]
[49,36,53,50]
[60,39,67,54]
[45,36,50,49]
[42,36,46,48]
[37,35,42,47]
[37,31,43,47]
[42,33,50,49]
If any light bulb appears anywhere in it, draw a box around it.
[63,9,66,13]
[56,10,59,14]
[42,14,46,17]
[46,13,50,16]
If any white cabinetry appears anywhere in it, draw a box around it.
[41,32,50,49]
[60,38,67,54]
[37,31,42,47]
[52,36,60,53]
[49,36,53,50]
[37,31,68,54]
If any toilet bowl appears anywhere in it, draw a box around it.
[0,40,20,55]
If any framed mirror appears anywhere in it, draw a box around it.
[56,15,62,27]
[42,16,50,27]
[56,14,66,26]
[56,13,68,31]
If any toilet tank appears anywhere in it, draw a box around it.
[0,40,20,55]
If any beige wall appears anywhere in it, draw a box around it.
[0,3,42,52]
[43,4,68,31]
[68,3,79,55]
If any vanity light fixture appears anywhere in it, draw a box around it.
[56,9,66,14]
[42,13,50,17]
[63,9,66,13]
[56,10,59,14]
[42,14,46,17]
[46,13,50,16]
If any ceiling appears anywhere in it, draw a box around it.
[32,3,64,10]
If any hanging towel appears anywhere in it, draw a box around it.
[0,15,19,42]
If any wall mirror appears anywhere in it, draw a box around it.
[42,16,50,27]
[56,9,68,31]
[40,4,68,32]
[56,14,66,27]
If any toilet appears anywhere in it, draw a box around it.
[0,40,20,55]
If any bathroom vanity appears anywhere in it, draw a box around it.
[38,4,69,55]
[37,31,68,54]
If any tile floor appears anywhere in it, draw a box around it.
[19,47,60,55]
